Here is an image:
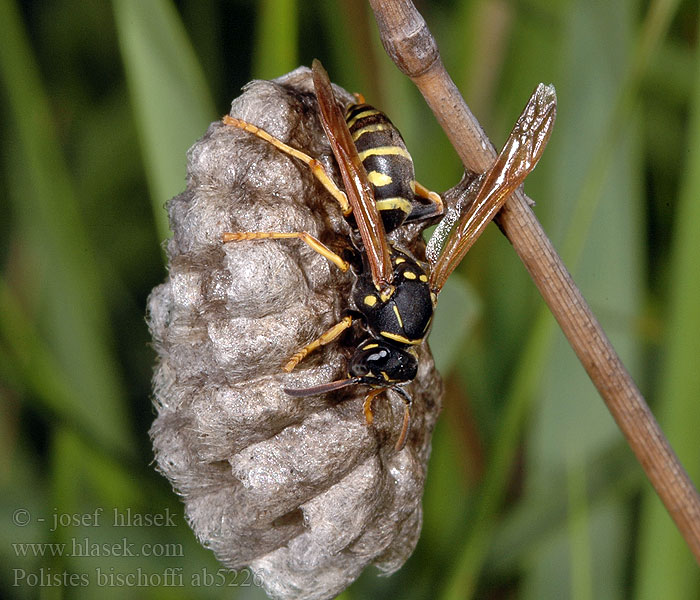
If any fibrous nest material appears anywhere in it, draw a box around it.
[148,67,442,600]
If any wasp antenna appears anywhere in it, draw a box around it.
[284,377,362,398]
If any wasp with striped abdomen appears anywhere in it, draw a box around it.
[222,59,556,450]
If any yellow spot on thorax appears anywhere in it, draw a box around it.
[364,295,378,307]
[392,305,404,328]
[403,271,417,280]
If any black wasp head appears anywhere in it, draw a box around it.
[348,338,418,385]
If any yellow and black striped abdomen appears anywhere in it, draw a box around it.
[346,103,416,232]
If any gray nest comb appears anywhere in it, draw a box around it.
[147,67,442,600]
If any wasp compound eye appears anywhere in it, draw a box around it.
[147,66,443,600]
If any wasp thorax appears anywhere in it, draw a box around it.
[148,66,442,600]
[353,249,434,346]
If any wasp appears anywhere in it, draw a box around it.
[222,60,556,450]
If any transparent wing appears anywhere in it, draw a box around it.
[429,83,557,292]
[312,59,393,289]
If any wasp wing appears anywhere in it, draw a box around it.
[312,59,393,289]
[429,83,557,292]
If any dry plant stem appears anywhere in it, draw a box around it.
[369,0,700,563]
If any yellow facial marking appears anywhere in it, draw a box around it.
[364,295,378,307]
[363,343,379,350]
[357,146,412,161]
[351,123,388,141]
[392,305,404,328]
[403,271,417,280]
[367,170,393,187]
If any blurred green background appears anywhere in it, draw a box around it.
[1,0,699,598]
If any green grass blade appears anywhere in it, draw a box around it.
[429,273,481,375]
[252,0,298,79]
[635,10,700,597]
[440,314,555,600]
[113,0,216,242]
[0,278,122,455]
[317,1,375,98]
[557,0,681,270]
[566,454,593,600]
[440,0,680,596]
[0,0,132,454]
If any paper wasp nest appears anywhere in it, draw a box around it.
[148,67,442,600]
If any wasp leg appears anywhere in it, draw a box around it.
[406,181,443,222]
[362,388,386,425]
[395,401,412,451]
[222,231,349,272]
[284,316,353,372]
[222,115,351,215]
[390,386,413,451]
[362,387,412,450]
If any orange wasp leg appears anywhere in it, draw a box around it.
[413,181,443,213]
[407,180,444,222]
[362,387,412,451]
[395,400,412,452]
[362,387,385,425]
[222,231,350,273]
[283,316,354,373]
[222,115,351,216]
